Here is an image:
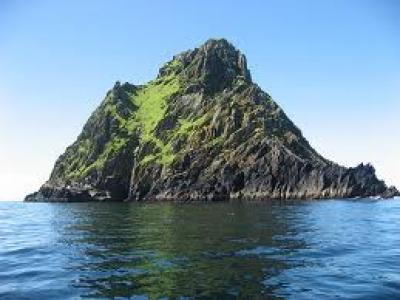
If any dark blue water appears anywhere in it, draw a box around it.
[1,199,400,299]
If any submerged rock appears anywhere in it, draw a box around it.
[25,39,399,202]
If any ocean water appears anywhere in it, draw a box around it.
[0,199,400,299]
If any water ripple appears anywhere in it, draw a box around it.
[0,199,400,299]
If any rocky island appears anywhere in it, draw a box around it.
[26,39,399,202]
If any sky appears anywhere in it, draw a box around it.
[0,0,399,200]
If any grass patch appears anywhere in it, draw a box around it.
[133,77,180,139]
[133,75,181,165]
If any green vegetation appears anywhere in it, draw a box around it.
[133,75,180,166]
[58,53,244,180]
[62,87,137,180]
[133,76,180,142]
[62,70,189,179]
[175,114,208,136]
[138,114,209,166]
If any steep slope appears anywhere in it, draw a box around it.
[25,39,399,201]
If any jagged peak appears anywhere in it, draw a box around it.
[196,38,241,58]
[159,38,252,93]
[111,81,136,92]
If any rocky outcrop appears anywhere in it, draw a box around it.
[25,39,399,202]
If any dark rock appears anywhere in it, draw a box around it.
[381,186,400,199]
[25,38,398,202]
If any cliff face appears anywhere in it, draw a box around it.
[25,39,399,201]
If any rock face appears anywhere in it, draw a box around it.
[25,39,399,202]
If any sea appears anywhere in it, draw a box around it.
[1,199,400,299]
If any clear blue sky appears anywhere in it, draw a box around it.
[0,0,399,200]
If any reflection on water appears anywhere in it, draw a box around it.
[63,203,301,299]
[1,199,400,299]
